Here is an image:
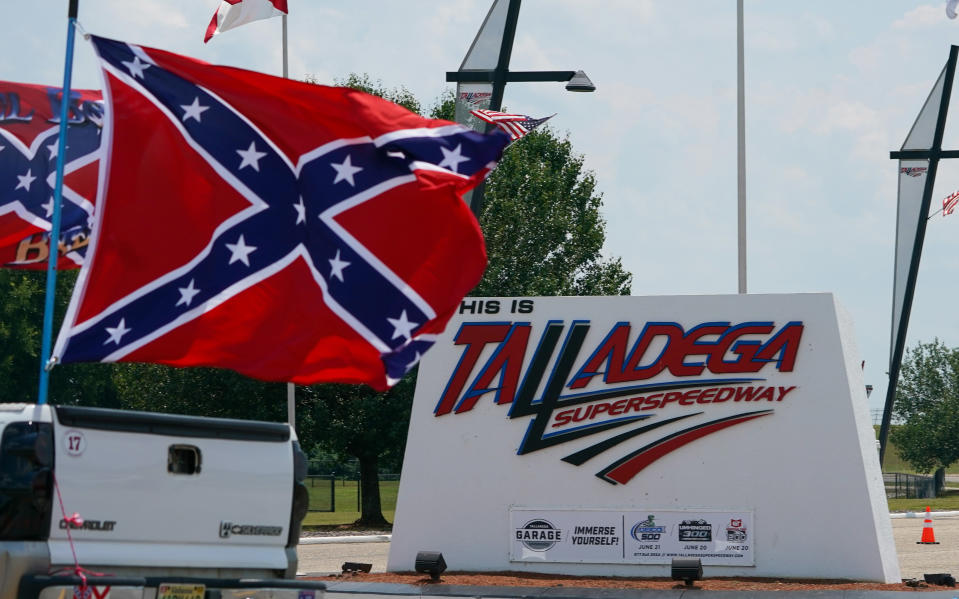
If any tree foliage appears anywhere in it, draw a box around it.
[0,269,121,406]
[430,91,631,296]
[301,377,414,526]
[891,339,959,473]
[477,126,631,296]
[0,270,42,402]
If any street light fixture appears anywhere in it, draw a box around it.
[565,70,596,92]
[448,0,595,217]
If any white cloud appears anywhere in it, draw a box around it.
[103,0,191,29]
[892,4,945,29]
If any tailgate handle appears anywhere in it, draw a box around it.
[168,444,202,475]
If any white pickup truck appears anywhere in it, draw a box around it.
[0,403,325,599]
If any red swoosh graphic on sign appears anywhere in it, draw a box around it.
[597,410,773,485]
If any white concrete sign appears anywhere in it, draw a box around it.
[388,294,898,582]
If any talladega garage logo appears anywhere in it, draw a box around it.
[516,519,562,551]
[433,299,802,485]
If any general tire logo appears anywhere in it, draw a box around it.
[515,519,562,551]
[435,308,803,485]
[630,514,666,541]
[678,519,712,542]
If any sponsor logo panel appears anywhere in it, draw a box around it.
[510,508,753,566]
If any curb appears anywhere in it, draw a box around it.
[299,534,392,545]
[890,510,959,519]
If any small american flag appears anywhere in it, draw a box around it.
[944,190,959,217]
[470,109,554,142]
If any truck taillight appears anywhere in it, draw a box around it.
[287,440,308,548]
[0,422,54,540]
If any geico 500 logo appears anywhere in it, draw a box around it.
[515,519,562,551]
[630,515,666,541]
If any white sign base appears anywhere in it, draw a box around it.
[388,294,899,582]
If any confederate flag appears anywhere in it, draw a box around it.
[205,0,288,43]
[52,36,509,389]
[0,81,102,269]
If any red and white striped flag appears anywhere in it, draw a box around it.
[470,109,554,142]
[943,190,959,217]
[205,0,288,43]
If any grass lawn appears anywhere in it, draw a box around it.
[888,488,959,512]
[302,478,399,528]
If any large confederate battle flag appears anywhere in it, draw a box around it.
[53,36,509,389]
[0,81,102,269]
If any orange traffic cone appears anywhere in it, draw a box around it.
[918,506,940,544]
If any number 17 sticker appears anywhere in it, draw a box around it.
[64,430,86,457]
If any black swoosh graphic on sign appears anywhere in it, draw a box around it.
[560,412,701,466]
[596,409,774,485]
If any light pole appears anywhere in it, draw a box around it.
[448,0,595,218]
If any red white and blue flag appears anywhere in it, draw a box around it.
[53,36,509,389]
[469,108,554,142]
[205,0,288,43]
[0,81,102,269]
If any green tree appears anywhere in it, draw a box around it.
[430,92,631,296]
[302,377,414,527]
[0,268,121,406]
[0,270,43,402]
[891,339,959,481]
[111,364,286,420]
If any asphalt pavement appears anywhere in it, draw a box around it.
[894,511,959,579]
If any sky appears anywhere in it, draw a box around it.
[5,1,959,416]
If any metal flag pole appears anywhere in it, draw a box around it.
[282,12,296,429]
[282,13,289,79]
[737,0,747,294]
[38,0,80,404]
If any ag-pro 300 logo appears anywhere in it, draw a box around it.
[435,299,803,485]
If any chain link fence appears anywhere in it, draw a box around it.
[884,472,936,499]
[304,463,399,513]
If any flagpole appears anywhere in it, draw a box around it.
[737,0,747,294]
[282,14,289,79]
[37,0,80,405]
[282,13,295,428]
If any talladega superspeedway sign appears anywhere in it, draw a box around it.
[387,294,898,582]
